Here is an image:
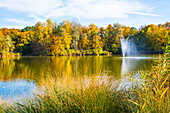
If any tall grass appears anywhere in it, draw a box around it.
[38,76,130,113]
[127,55,169,113]
[0,75,131,113]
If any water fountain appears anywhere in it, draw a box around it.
[121,36,138,58]
[120,36,153,76]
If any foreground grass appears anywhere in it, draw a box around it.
[127,55,170,113]
[0,76,131,113]
[0,55,169,113]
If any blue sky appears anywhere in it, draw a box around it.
[0,0,169,29]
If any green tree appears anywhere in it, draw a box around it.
[70,22,80,50]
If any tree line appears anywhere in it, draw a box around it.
[0,19,169,56]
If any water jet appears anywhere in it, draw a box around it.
[121,36,138,58]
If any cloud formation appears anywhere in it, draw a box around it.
[0,0,156,22]
[6,18,31,24]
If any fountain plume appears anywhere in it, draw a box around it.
[121,36,138,58]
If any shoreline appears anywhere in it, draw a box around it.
[0,53,163,59]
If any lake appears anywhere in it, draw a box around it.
[0,55,158,100]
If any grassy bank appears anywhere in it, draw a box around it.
[0,76,130,113]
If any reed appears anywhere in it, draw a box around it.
[0,75,130,113]
[126,54,169,113]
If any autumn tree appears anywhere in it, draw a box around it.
[99,27,105,50]
[16,31,34,55]
[42,19,53,54]
[21,26,34,32]
[50,36,64,55]
[145,24,166,52]
[70,22,80,50]
[56,21,72,52]
[0,31,4,54]
[33,22,44,55]
[0,34,14,55]
[111,23,123,53]
[87,24,98,49]
[123,26,131,38]
[78,33,89,50]
[105,24,113,51]
[91,35,103,50]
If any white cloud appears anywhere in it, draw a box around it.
[0,25,27,29]
[0,0,157,23]
[0,0,63,16]
[129,12,158,16]
[28,14,46,23]
[45,0,157,19]
[7,18,31,24]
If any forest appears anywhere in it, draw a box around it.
[0,19,170,56]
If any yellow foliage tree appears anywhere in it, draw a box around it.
[50,36,64,56]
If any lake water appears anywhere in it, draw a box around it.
[0,55,158,100]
